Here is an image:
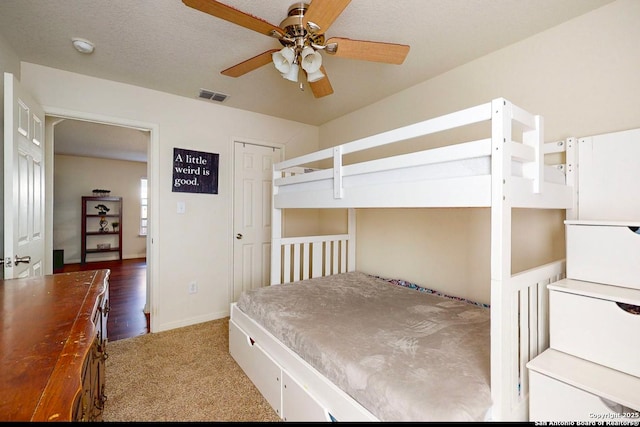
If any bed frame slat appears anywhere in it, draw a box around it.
[283,244,291,283]
[293,244,301,281]
[302,242,310,280]
[312,242,322,278]
[340,240,347,274]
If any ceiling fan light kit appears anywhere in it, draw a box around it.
[182,0,410,98]
[273,45,324,83]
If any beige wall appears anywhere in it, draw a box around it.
[5,0,638,324]
[53,154,147,263]
[20,63,319,332]
[318,0,640,305]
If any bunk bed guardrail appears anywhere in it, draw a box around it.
[272,99,572,211]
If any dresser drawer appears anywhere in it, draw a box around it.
[549,280,640,377]
[566,221,640,290]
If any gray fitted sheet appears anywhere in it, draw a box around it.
[236,271,491,421]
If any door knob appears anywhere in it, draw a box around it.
[14,255,31,265]
[236,233,243,239]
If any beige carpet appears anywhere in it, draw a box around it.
[103,317,281,422]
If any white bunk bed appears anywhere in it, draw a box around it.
[229,98,574,421]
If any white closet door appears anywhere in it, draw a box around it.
[233,141,282,301]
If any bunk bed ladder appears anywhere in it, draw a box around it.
[491,98,548,420]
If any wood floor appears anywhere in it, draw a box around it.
[61,258,149,342]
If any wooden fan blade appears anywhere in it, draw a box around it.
[183,0,284,37]
[221,49,279,77]
[307,66,334,98]
[325,37,410,64]
[303,0,351,33]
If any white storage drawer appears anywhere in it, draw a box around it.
[527,349,640,422]
[530,369,625,421]
[229,320,282,416]
[566,221,640,290]
[282,371,333,422]
[549,279,640,377]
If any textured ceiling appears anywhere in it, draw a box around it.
[0,0,614,161]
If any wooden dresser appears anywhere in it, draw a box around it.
[0,270,110,421]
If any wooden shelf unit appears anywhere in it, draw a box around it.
[82,196,122,264]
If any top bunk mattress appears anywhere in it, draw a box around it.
[236,271,491,421]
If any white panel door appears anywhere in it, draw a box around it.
[3,72,45,279]
[233,142,282,301]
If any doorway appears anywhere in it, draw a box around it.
[45,109,159,333]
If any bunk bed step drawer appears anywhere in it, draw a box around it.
[529,370,625,421]
[566,222,640,290]
[548,282,640,377]
[528,349,639,422]
[228,320,282,417]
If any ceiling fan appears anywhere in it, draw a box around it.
[182,0,410,98]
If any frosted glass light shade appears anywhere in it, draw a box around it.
[282,63,299,82]
[272,47,295,73]
[305,68,325,82]
[300,46,322,73]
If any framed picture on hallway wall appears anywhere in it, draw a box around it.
[172,147,219,194]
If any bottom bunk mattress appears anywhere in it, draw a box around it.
[235,271,491,421]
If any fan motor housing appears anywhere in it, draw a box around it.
[279,2,325,47]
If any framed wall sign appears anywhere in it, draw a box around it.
[172,147,219,194]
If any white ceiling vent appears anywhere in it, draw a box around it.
[198,88,229,103]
